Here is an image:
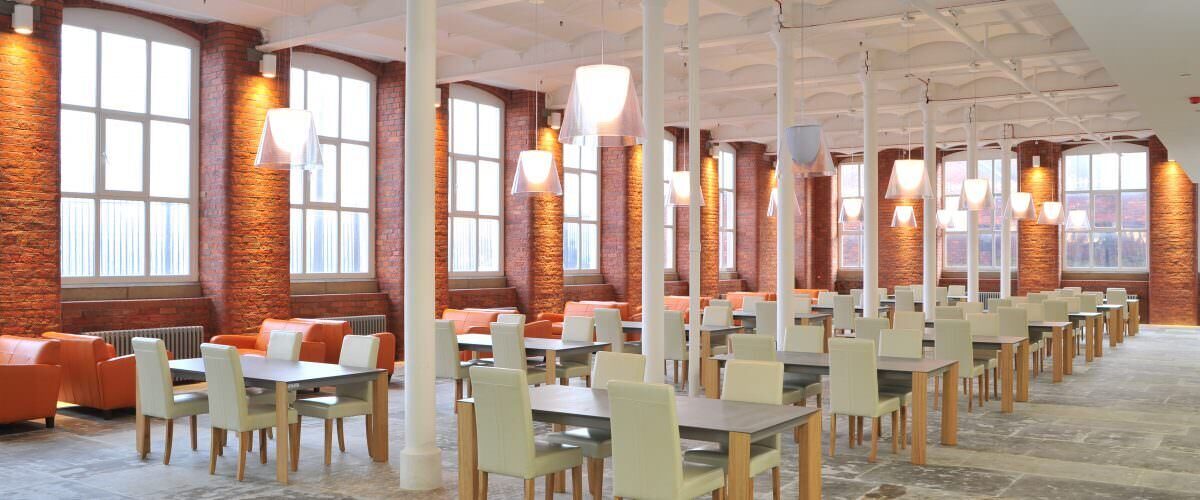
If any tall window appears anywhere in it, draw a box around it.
[449,85,504,276]
[941,152,1017,270]
[718,145,736,272]
[563,143,599,273]
[289,54,375,278]
[1062,144,1148,270]
[663,133,677,270]
[837,162,864,269]
[60,10,198,283]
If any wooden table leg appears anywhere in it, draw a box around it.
[1016,340,1029,402]
[727,432,752,499]
[703,358,720,399]
[999,343,1014,413]
[553,423,567,492]
[275,381,289,484]
[940,363,958,447]
[797,411,822,500]
[372,371,388,462]
[457,401,478,499]
[699,332,712,384]
[1115,308,1125,344]
[1052,326,1065,383]
[1129,302,1139,336]
[1063,325,1074,375]
[544,350,557,384]
[135,378,149,459]
[910,372,928,465]
[823,317,833,353]
[1094,315,1105,358]
[1084,317,1095,362]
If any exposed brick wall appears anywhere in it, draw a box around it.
[671,128,719,298]
[877,148,925,290]
[375,61,405,339]
[1147,137,1197,324]
[1017,140,1062,295]
[290,293,390,319]
[563,284,616,302]
[758,152,780,292]
[62,298,214,336]
[0,0,63,335]
[807,172,835,290]
[734,142,765,291]
[718,279,745,295]
[434,84,450,314]
[448,288,519,310]
[600,146,642,306]
[198,23,292,334]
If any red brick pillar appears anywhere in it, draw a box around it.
[1148,137,1198,324]
[433,85,450,315]
[375,61,406,343]
[0,0,63,335]
[1016,140,1061,296]
[758,151,779,292]
[600,146,642,307]
[806,171,836,291]
[198,24,291,334]
[733,142,764,291]
[877,148,925,290]
[672,129,719,299]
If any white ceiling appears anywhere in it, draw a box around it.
[103,0,1157,156]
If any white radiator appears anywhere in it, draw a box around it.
[83,325,205,359]
[322,314,388,336]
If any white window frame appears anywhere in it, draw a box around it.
[60,8,200,285]
[940,150,1017,271]
[837,161,864,270]
[718,144,736,272]
[663,132,677,271]
[288,53,377,280]
[1061,143,1149,272]
[448,84,505,277]
[563,143,600,274]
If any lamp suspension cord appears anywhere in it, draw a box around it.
[533,0,540,146]
[600,0,606,65]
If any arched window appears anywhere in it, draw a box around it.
[289,53,376,278]
[663,131,677,270]
[717,144,736,272]
[940,149,1017,270]
[60,9,199,283]
[837,159,865,269]
[563,142,600,273]
[1061,143,1148,271]
[448,84,504,276]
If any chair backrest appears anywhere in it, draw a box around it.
[987,298,1012,311]
[966,312,999,337]
[833,294,855,330]
[935,286,949,305]
[1016,302,1045,321]
[1027,292,1048,303]
[663,310,686,359]
[1064,286,1083,294]
[490,322,528,371]
[754,300,778,337]
[1078,294,1098,313]
[783,325,824,353]
[947,284,966,297]
[336,335,380,401]
[469,366,536,478]
[740,295,764,312]
[850,289,863,307]
[434,320,462,379]
[893,289,915,312]
[997,307,1029,340]
[816,291,837,308]
[893,311,926,331]
[0,335,59,366]
[794,295,813,314]
[935,306,964,320]
[933,319,973,373]
[853,317,890,354]
[709,298,732,312]
[1062,296,1082,314]
[957,301,984,315]
[1106,289,1128,312]
[593,308,625,353]
[591,351,646,388]
[879,329,924,359]
[497,313,526,325]
[265,330,302,361]
[132,337,174,419]
[1043,299,1069,322]
[909,284,923,302]
[200,343,249,431]
[702,305,732,327]
[562,316,595,342]
[730,335,776,361]
[721,360,784,451]
[829,338,880,416]
[608,381,684,498]
[1009,296,1028,305]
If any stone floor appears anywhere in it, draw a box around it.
[3,325,1200,499]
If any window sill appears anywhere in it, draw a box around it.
[564,274,604,286]
[290,280,379,294]
[719,271,739,280]
[61,282,203,301]
[449,276,508,290]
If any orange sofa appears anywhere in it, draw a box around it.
[288,319,397,380]
[212,319,396,380]
[726,291,776,311]
[631,296,710,322]
[537,301,631,334]
[42,332,138,415]
[792,289,827,305]
[442,308,504,334]
[0,335,62,427]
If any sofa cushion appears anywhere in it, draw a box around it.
[0,336,60,366]
[257,319,319,352]
[562,301,631,320]
[725,292,775,311]
[289,319,352,364]
[441,309,502,334]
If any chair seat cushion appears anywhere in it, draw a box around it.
[544,427,611,458]
[678,462,727,498]
[711,345,729,356]
[293,395,371,420]
[525,367,548,386]
[973,356,998,369]
[684,443,781,477]
[166,391,209,419]
[554,361,591,380]
[236,404,297,432]
[879,389,914,407]
[525,440,584,479]
[781,381,822,405]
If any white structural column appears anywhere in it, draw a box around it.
[921,93,937,320]
[966,107,980,303]
[999,136,1013,298]
[860,55,880,318]
[399,0,441,490]
[771,25,796,342]
[685,0,702,396]
[642,0,666,384]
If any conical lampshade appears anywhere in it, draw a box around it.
[839,198,864,224]
[255,108,324,170]
[558,64,646,147]
[1007,192,1035,219]
[1037,201,1064,225]
[885,159,933,199]
[958,178,993,211]
[891,205,918,228]
[512,150,563,195]
[936,209,957,229]
[1065,209,1091,231]
[767,187,801,217]
[666,170,704,207]
[785,124,834,177]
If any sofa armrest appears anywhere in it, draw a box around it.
[0,364,61,423]
[523,320,559,339]
[372,333,397,378]
[465,326,490,334]
[209,334,259,349]
[536,313,564,323]
[631,313,643,321]
[299,341,326,363]
[97,354,137,410]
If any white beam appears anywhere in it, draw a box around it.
[861,53,881,318]
[642,0,667,384]
[966,106,980,303]
[686,0,703,397]
[922,89,938,321]
[1000,134,1013,297]
[772,24,797,347]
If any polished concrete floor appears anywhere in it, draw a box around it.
[3,325,1200,499]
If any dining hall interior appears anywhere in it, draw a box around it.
[0,0,1199,498]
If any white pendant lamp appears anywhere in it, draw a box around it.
[666,170,703,207]
[839,198,864,225]
[1037,201,1065,225]
[785,124,834,177]
[767,187,801,217]
[957,178,993,211]
[254,108,324,170]
[558,65,644,147]
[512,150,562,195]
[891,205,918,228]
[1007,192,1035,220]
[885,158,933,199]
[1065,209,1091,231]
[936,209,956,229]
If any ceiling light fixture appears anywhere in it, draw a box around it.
[1007,191,1035,219]
[1064,209,1091,231]
[512,0,562,196]
[935,208,956,229]
[766,186,801,217]
[558,0,645,147]
[666,170,703,207]
[11,2,33,35]
[839,198,864,225]
[886,158,932,199]
[958,178,993,211]
[1037,201,1064,225]
[254,108,324,170]
[891,205,918,228]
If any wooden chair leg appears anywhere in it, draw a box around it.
[900,406,907,449]
[324,419,333,465]
[934,377,940,410]
[828,413,837,457]
[479,471,488,499]
[218,429,225,456]
[236,431,249,481]
[847,414,855,449]
[982,370,989,402]
[259,429,268,464]
[189,415,198,451]
[454,379,463,405]
[772,466,781,500]
[290,422,300,472]
[337,418,346,452]
[544,474,555,500]
[586,457,603,499]
[816,393,822,408]
[869,416,880,462]
[571,465,583,500]
[857,416,864,446]
[993,367,999,398]
[890,411,899,454]
[163,418,174,465]
[209,428,219,475]
[967,377,974,412]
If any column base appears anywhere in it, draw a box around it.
[399,446,443,490]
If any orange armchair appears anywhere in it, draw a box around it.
[289,318,397,380]
[210,319,326,362]
[42,332,139,416]
[726,291,776,312]
[537,301,631,334]
[632,296,710,322]
[441,309,503,334]
[0,335,62,427]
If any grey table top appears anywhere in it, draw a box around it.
[1097,304,1124,311]
[712,351,957,376]
[731,310,831,321]
[620,321,744,335]
[455,334,609,355]
[810,305,892,313]
[844,329,1026,349]
[169,357,383,391]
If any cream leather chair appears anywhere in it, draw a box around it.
[935,306,964,320]
[1009,296,1028,305]
[987,298,1012,311]
[709,298,732,312]
[491,322,547,386]
[934,319,988,412]
[1043,299,1072,360]
[957,301,984,315]
[293,335,379,466]
[200,343,298,481]
[685,360,785,500]
[755,300,778,337]
[470,366,584,498]
[783,325,824,353]
[827,338,902,462]
[265,330,302,360]
[740,295,764,313]
[546,351,646,498]
[1017,302,1045,321]
[892,311,925,332]
[832,294,855,333]
[607,380,726,499]
[663,310,689,388]
[816,291,837,308]
[947,284,966,298]
[935,286,949,306]
[794,294,813,314]
[893,289,915,312]
[1106,288,1130,337]
[732,335,822,411]
[701,305,731,357]
[1079,294,1099,313]
[1064,286,1083,294]
[966,312,1000,401]
[594,308,634,355]
[853,317,890,355]
[132,338,208,465]
[557,316,595,385]
[850,288,863,308]
[497,313,526,324]
[999,306,1040,374]
[1027,292,1049,303]
[909,284,923,303]
[730,334,777,361]
[877,329,924,449]
[435,320,474,402]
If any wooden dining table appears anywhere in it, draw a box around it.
[456,385,822,499]
[161,356,388,485]
[1097,303,1125,346]
[619,321,743,370]
[1068,311,1104,361]
[924,319,1073,383]
[704,351,957,465]
[732,310,832,350]
[455,333,610,384]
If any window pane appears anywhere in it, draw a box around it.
[340,211,369,273]
[945,233,967,268]
[664,228,675,268]
[305,209,338,273]
[61,110,97,193]
[720,191,734,229]
[99,199,145,276]
[1120,153,1148,190]
[454,160,476,212]
[563,144,580,169]
[663,139,675,170]
[341,77,370,141]
[1092,232,1118,268]
[1120,231,1148,268]
[581,145,598,171]
[1121,191,1148,229]
[308,70,340,137]
[720,231,734,270]
[840,235,862,268]
[478,218,500,272]
[61,198,95,278]
[290,168,304,205]
[451,217,477,272]
[478,104,500,159]
[580,223,598,270]
[1092,193,1118,229]
[290,208,303,274]
[101,32,146,113]
[150,42,190,118]
[104,119,144,192]
[944,162,966,196]
[340,143,369,208]
[1091,153,1119,190]
[61,25,97,107]
[1065,154,1090,191]
[979,233,995,268]
[478,161,500,216]
[563,222,579,270]
[289,67,304,110]
[840,164,861,197]
[149,121,190,198]
[1065,232,1090,268]
[564,172,579,218]
[1065,192,1089,214]
[149,201,188,276]
[450,99,477,155]
[580,172,598,221]
[310,144,338,203]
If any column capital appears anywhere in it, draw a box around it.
[768,29,796,48]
